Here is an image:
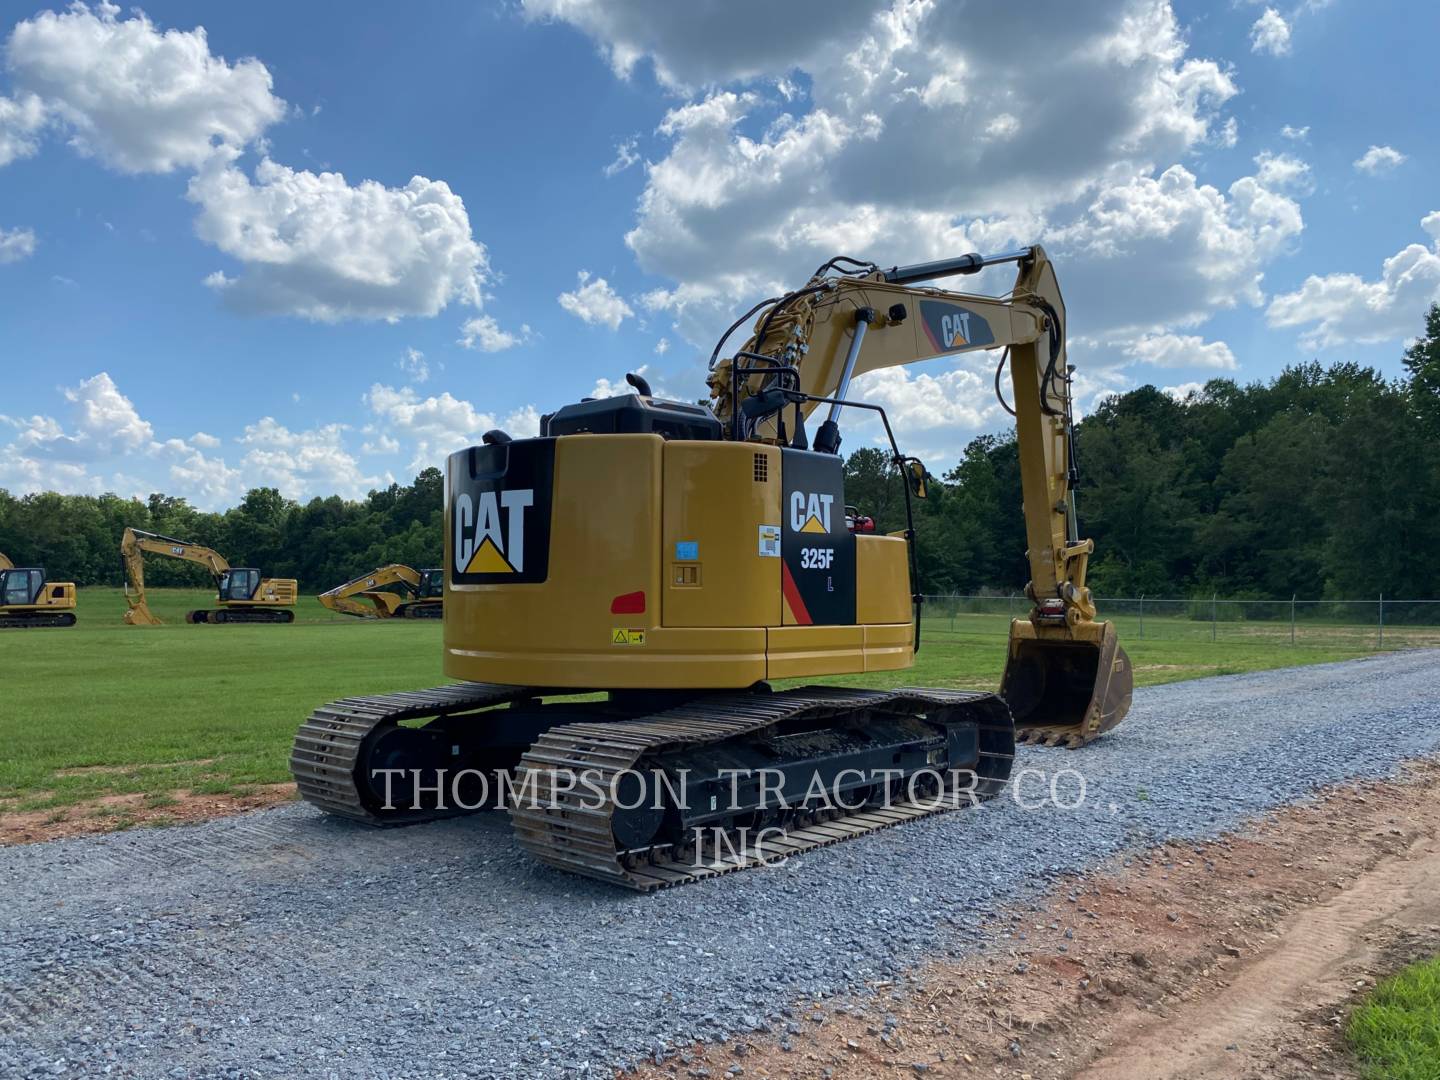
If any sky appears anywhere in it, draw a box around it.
[0,0,1437,509]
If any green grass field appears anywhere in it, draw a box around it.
[1349,955,1440,1079]
[0,586,1407,818]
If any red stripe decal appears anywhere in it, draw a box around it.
[921,316,944,353]
[780,561,813,625]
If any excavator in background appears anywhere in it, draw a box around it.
[292,245,1132,890]
[121,528,298,625]
[318,565,444,619]
[0,551,77,628]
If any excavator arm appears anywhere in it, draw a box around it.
[0,551,12,571]
[710,245,1132,746]
[318,564,423,619]
[120,527,230,626]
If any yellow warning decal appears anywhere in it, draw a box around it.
[465,536,515,574]
[610,628,646,646]
[800,515,828,534]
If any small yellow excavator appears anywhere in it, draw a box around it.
[0,551,77,628]
[318,565,444,619]
[120,527,298,625]
[293,245,1131,890]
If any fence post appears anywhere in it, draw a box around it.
[1211,592,1217,642]
[1290,594,1296,645]
[1379,593,1384,648]
[1009,592,1017,621]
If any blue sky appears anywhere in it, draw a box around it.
[1,0,1436,508]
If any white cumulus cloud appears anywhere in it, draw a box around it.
[188,150,488,322]
[4,1,286,174]
[1353,145,1406,175]
[1253,150,1313,194]
[0,92,46,166]
[1267,211,1440,349]
[0,371,385,506]
[558,270,634,330]
[1162,381,1205,401]
[1249,9,1291,56]
[458,314,532,352]
[1126,334,1237,370]
[364,383,539,471]
[399,347,430,383]
[0,224,37,263]
[603,137,640,177]
[236,416,376,499]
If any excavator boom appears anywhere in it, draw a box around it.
[710,246,1131,745]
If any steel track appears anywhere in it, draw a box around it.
[508,686,1014,890]
[291,683,1015,890]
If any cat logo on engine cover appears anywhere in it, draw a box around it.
[447,440,555,584]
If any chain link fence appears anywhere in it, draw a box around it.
[920,594,1440,650]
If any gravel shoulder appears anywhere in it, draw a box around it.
[3,651,1440,1079]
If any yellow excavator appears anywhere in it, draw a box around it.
[0,551,77,628]
[292,245,1131,890]
[121,527,298,625]
[318,565,444,619]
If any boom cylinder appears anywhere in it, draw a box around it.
[882,248,1034,285]
[814,307,875,454]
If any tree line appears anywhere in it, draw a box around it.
[4,306,1438,600]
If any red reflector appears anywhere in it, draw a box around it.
[610,591,646,615]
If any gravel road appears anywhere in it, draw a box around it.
[4,651,1439,1079]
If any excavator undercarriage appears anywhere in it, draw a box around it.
[291,682,1012,890]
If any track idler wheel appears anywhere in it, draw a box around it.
[1000,618,1132,748]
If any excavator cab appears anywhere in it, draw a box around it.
[416,570,444,600]
[1,567,44,607]
[218,568,261,602]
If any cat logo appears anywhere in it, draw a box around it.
[919,299,996,354]
[790,490,834,534]
[940,310,972,348]
[453,489,534,574]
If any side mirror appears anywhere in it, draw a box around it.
[907,459,930,500]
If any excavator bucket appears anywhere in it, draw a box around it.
[999,619,1132,748]
[123,602,161,626]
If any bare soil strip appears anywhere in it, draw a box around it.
[0,784,297,845]
[631,760,1440,1080]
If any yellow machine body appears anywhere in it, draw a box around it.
[0,553,78,627]
[444,436,914,688]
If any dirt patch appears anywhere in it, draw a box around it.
[628,761,1440,1080]
[0,783,297,845]
[52,757,218,777]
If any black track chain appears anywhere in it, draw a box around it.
[290,682,529,824]
[510,686,1014,891]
